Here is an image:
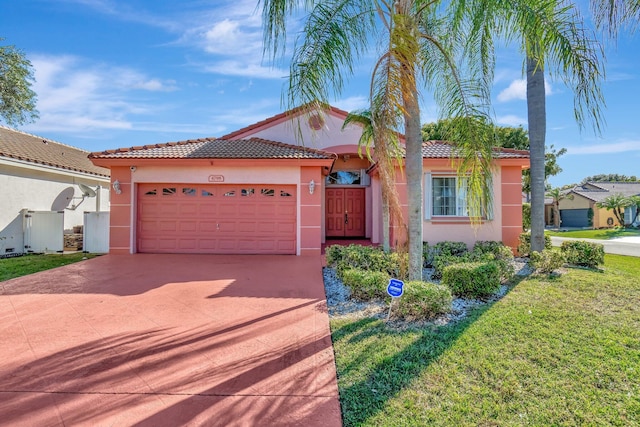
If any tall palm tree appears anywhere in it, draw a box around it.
[261,0,494,280]
[452,0,606,252]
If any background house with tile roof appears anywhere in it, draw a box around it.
[89,105,529,256]
[0,126,110,255]
[558,182,640,227]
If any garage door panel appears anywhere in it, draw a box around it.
[179,204,198,215]
[200,221,217,232]
[179,221,197,232]
[199,204,218,215]
[137,183,296,254]
[157,204,179,216]
[159,221,178,232]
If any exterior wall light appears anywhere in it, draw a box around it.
[309,179,316,195]
[112,179,122,194]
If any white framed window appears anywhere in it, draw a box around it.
[425,173,493,220]
[432,176,468,216]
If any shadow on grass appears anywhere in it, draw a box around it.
[332,278,525,426]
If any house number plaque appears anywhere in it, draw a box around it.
[208,175,224,182]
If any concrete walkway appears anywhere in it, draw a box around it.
[0,254,342,426]
[550,236,640,257]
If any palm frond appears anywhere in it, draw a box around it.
[287,0,376,110]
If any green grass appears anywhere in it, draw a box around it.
[0,253,98,281]
[331,254,640,426]
[545,228,640,240]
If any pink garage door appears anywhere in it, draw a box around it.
[137,184,297,254]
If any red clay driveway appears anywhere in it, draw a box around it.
[0,254,341,426]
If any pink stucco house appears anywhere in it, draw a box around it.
[89,105,530,256]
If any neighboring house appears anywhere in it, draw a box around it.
[558,182,640,228]
[0,126,110,255]
[89,105,530,256]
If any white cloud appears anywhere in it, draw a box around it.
[567,140,640,155]
[204,61,287,79]
[334,96,369,112]
[497,80,527,102]
[497,79,553,102]
[26,54,178,133]
[496,114,527,127]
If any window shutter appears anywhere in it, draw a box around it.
[424,172,432,220]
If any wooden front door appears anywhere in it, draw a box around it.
[326,188,365,237]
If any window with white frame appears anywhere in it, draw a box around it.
[425,173,493,220]
[432,176,468,216]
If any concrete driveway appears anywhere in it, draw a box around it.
[0,254,341,426]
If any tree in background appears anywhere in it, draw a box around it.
[0,40,38,126]
[452,0,605,254]
[422,119,566,197]
[581,174,640,183]
[546,187,573,229]
[597,193,631,227]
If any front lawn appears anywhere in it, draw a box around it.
[331,254,640,426]
[0,253,98,281]
[545,227,640,240]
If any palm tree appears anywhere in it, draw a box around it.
[452,0,605,252]
[592,0,640,36]
[546,187,573,229]
[597,193,631,227]
[261,0,495,280]
[341,108,404,252]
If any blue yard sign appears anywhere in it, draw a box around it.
[387,278,404,298]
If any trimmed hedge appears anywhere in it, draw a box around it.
[529,249,566,274]
[326,244,406,278]
[518,232,552,256]
[424,241,468,267]
[393,281,452,320]
[340,268,390,300]
[431,241,515,282]
[560,241,605,268]
[441,261,501,297]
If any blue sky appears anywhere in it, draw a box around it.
[2,0,639,187]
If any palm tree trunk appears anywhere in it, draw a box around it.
[526,55,546,253]
[403,85,423,281]
[382,193,390,252]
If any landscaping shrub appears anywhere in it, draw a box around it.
[522,202,531,231]
[339,268,390,300]
[560,241,605,268]
[472,240,506,255]
[432,253,470,279]
[471,241,515,281]
[425,241,468,267]
[327,244,402,277]
[518,232,552,256]
[325,245,345,267]
[441,262,501,297]
[393,281,452,320]
[529,249,566,274]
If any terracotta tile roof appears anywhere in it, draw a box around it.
[220,104,350,140]
[0,125,110,177]
[89,137,337,160]
[421,140,530,159]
